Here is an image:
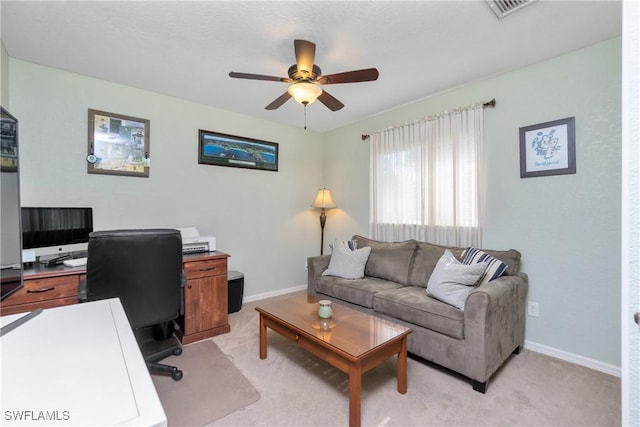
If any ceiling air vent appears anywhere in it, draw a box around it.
[486,0,537,19]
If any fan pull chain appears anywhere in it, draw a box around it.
[304,104,308,130]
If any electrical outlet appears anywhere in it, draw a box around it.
[527,302,540,317]
[304,261,308,270]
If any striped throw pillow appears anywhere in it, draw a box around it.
[329,239,358,252]
[461,248,508,285]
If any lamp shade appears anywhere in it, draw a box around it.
[288,82,323,105]
[312,188,336,209]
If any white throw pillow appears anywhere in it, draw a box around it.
[426,249,487,310]
[322,237,372,280]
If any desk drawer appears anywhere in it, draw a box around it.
[184,259,226,279]
[6,275,80,306]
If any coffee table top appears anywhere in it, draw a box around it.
[255,293,411,358]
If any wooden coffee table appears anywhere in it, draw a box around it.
[255,293,412,427]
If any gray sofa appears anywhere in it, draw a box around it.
[307,235,528,393]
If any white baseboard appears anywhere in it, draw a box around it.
[524,340,621,377]
[242,284,307,304]
[241,287,622,378]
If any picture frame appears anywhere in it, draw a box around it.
[519,116,576,178]
[87,109,150,177]
[198,129,278,172]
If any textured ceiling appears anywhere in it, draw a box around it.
[1,1,622,132]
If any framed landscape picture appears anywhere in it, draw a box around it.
[87,109,150,178]
[519,116,576,178]
[198,130,278,172]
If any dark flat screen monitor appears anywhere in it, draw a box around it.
[21,207,93,258]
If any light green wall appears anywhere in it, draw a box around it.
[9,59,325,297]
[8,38,623,367]
[1,42,9,106]
[324,38,622,367]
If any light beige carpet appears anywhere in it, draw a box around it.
[208,291,621,427]
[152,340,260,427]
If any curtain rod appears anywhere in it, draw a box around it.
[361,98,496,141]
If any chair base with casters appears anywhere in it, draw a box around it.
[145,345,183,381]
[79,282,185,381]
[136,322,184,381]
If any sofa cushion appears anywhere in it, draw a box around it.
[315,275,405,309]
[322,238,372,280]
[408,242,522,287]
[408,242,465,288]
[373,286,465,340]
[352,235,417,285]
[462,247,508,284]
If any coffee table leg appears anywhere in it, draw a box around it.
[397,336,408,394]
[259,313,267,359]
[348,364,362,427]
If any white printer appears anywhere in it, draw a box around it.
[176,227,216,254]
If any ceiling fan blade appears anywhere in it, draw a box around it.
[294,39,316,76]
[229,72,291,83]
[317,90,344,111]
[265,92,292,110]
[316,68,379,85]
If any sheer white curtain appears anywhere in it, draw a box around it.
[369,104,484,247]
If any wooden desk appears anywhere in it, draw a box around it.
[1,299,166,426]
[0,252,230,343]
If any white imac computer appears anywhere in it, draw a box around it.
[21,207,93,264]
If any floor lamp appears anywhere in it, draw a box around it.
[312,188,336,255]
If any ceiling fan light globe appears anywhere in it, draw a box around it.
[288,82,322,105]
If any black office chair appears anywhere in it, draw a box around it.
[79,229,184,381]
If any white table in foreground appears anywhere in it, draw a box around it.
[1,298,166,426]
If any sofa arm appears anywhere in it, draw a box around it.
[463,272,529,383]
[307,255,331,296]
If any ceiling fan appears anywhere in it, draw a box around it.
[229,39,379,112]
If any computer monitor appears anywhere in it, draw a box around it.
[21,207,93,260]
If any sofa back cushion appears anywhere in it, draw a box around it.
[352,235,417,285]
[409,242,465,288]
[409,242,522,287]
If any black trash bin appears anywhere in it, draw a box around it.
[228,270,244,313]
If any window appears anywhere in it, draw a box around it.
[369,105,483,247]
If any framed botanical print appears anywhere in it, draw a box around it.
[519,117,576,178]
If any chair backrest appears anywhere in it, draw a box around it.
[86,229,183,329]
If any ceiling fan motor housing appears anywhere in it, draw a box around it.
[288,64,322,82]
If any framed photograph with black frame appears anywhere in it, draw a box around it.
[520,117,576,178]
[198,129,278,172]
[87,109,150,178]
[519,116,576,178]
